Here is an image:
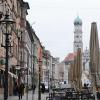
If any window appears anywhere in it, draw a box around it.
[13,42,17,58]
[76,36,79,38]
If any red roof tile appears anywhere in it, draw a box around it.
[64,52,77,62]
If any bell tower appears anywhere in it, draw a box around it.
[74,16,83,52]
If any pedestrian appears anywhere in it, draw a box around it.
[17,82,25,100]
[41,83,45,93]
[14,80,18,96]
[97,88,100,99]
[33,84,36,93]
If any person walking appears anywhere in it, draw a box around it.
[17,82,25,100]
[14,79,18,96]
[41,83,45,93]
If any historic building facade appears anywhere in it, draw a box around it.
[82,48,90,85]
[0,0,30,96]
[42,48,60,89]
[82,48,90,71]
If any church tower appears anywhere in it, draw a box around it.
[74,16,83,52]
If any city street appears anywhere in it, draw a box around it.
[0,0,100,100]
[0,90,48,100]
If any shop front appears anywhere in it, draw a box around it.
[0,67,18,96]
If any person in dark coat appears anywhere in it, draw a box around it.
[17,82,25,100]
[14,81,18,96]
[41,83,45,93]
[97,88,100,99]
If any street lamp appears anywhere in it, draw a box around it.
[0,13,15,100]
[38,60,42,100]
[45,52,49,92]
[47,65,49,92]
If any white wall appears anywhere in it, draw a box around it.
[64,63,70,83]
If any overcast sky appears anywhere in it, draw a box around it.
[25,0,100,61]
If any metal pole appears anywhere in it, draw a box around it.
[31,42,34,100]
[26,53,29,100]
[46,56,49,92]
[4,19,10,100]
[32,63,34,100]
[0,14,15,100]
[94,74,97,100]
[48,69,49,92]
[38,61,41,100]
[26,67,28,100]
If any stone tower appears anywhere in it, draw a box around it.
[74,16,83,52]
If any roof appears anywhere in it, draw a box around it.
[74,16,82,25]
[64,52,77,62]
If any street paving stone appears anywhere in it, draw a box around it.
[0,91,49,100]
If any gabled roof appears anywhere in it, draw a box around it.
[64,52,77,62]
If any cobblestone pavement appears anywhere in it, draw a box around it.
[0,90,49,100]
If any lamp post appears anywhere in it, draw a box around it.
[26,53,29,100]
[47,65,49,92]
[38,47,43,100]
[32,62,34,100]
[0,14,15,100]
[31,41,34,100]
[26,67,28,100]
[45,53,49,92]
[38,60,42,100]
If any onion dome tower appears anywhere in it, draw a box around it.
[74,16,83,52]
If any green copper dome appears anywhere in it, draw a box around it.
[74,16,82,25]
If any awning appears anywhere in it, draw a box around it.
[0,67,18,79]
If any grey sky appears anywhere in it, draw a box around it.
[25,0,100,61]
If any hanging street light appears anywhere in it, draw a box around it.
[0,13,15,100]
[38,47,43,100]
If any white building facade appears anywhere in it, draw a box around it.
[82,48,91,86]
[83,48,90,71]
